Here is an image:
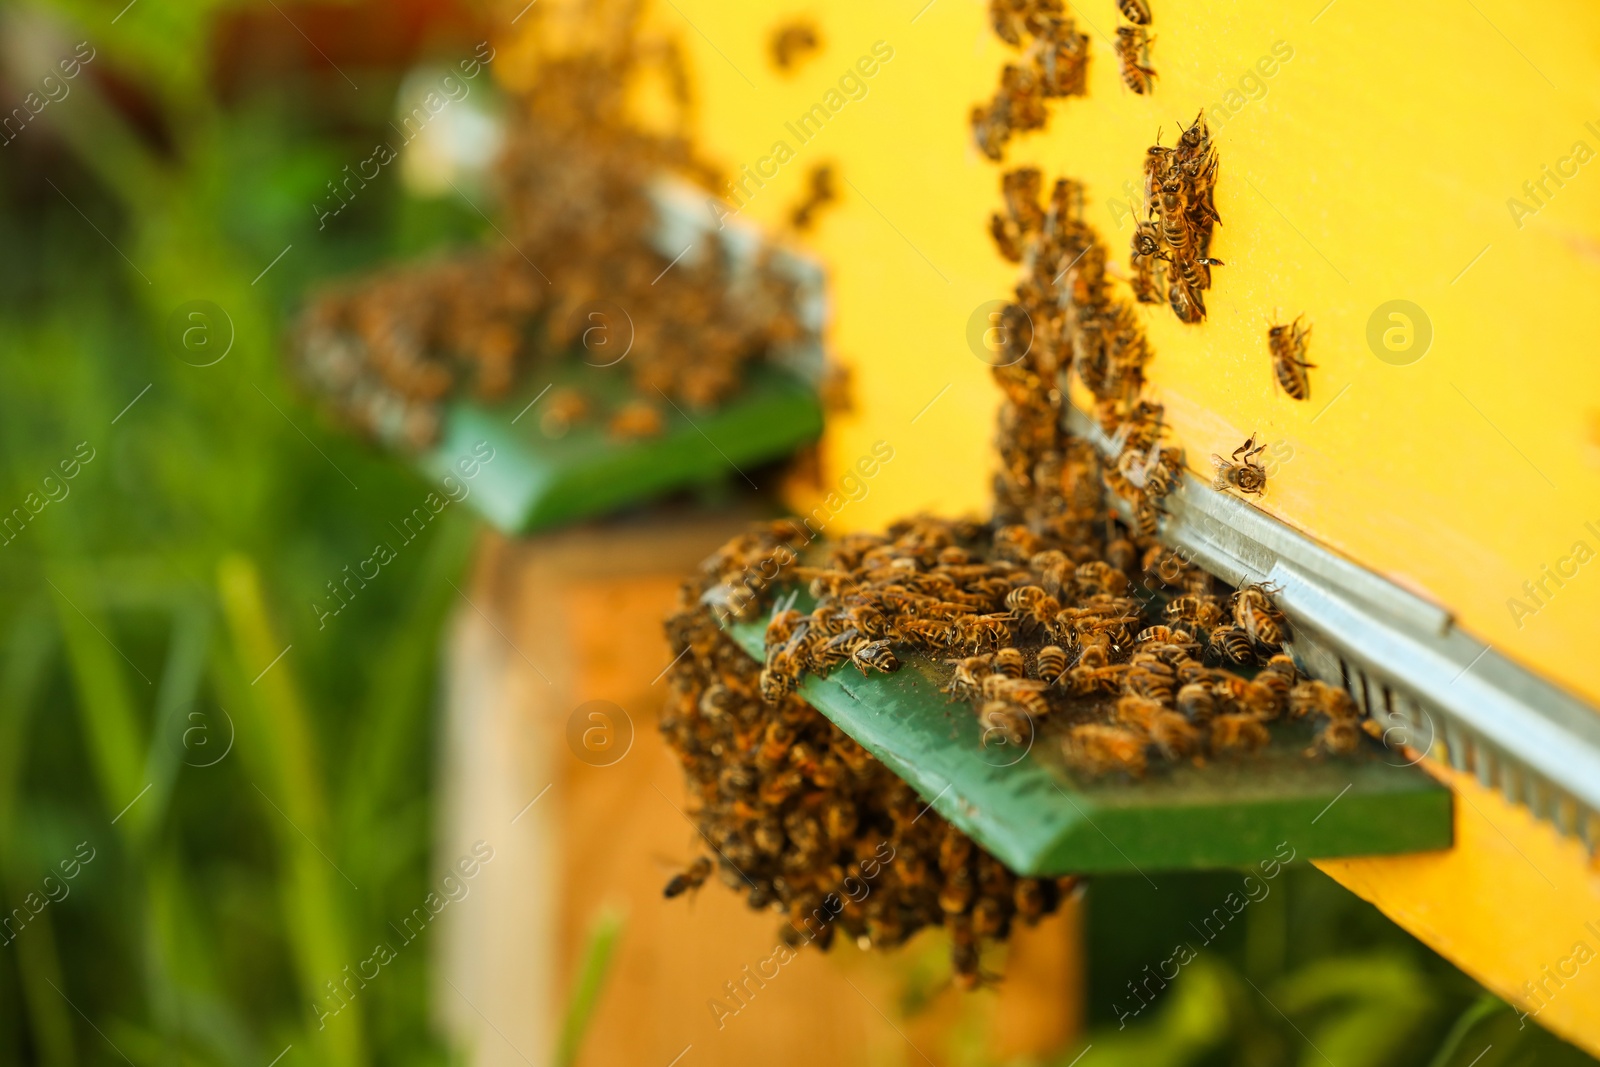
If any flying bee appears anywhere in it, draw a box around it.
[1165,595,1224,629]
[663,856,713,899]
[1268,316,1314,400]
[1117,0,1152,25]
[1211,435,1268,496]
[1115,25,1156,94]
[1208,624,1256,665]
[992,647,1028,678]
[1210,713,1270,755]
[1231,583,1285,648]
[1065,723,1148,777]
[852,641,900,674]
[1035,644,1069,685]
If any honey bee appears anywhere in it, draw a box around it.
[1147,710,1199,759]
[893,617,955,651]
[982,674,1051,716]
[1167,273,1207,324]
[1210,713,1270,755]
[1066,723,1148,777]
[1288,680,1359,721]
[852,641,900,674]
[1207,624,1255,665]
[663,856,712,899]
[1135,624,1195,648]
[1116,0,1152,24]
[1211,435,1268,496]
[1035,644,1069,684]
[980,700,1033,748]
[1124,666,1175,704]
[1006,585,1062,630]
[1268,316,1314,400]
[945,654,994,694]
[1114,25,1156,94]
[609,399,664,440]
[1175,682,1216,723]
[1014,877,1058,924]
[770,20,820,71]
[1130,218,1168,304]
[955,613,1015,652]
[992,647,1028,678]
[1165,595,1224,629]
[1231,583,1285,648]
[756,720,796,769]
[1314,717,1362,756]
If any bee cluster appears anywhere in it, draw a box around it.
[291,3,806,452]
[663,523,1078,989]
[1113,0,1155,95]
[1133,114,1224,323]
[970,0,1089,161]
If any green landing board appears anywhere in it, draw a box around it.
[728,603,1453,876]
[421,363,822,535]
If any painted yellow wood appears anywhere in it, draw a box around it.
[1317,763,1600,1059]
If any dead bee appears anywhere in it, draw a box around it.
[1211,435,1268,496]
[1268,316,1314,400]
[1066,723,1148,777]
[1117,0,1153,24]
[770,20,820,71]
[1035,644,1069,684]
[663,856,713,899]
[1115,25,1156,94]
[1231,583,1285,648]
[1210,713,1270,755]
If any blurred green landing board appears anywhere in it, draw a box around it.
[421,364,822,535]
[727,614,1453,877]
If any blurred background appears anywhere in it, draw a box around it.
[1,1,1596,1065]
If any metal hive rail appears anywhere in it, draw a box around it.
[1065,403,1600,852]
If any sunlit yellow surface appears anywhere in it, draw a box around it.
[505,0,1600,1050]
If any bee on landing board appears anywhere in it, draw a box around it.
[1268,315,1315,400]
[1211,435,1269,496]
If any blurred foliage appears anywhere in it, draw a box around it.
[0,1,495,1064]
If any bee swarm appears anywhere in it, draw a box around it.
[291,3,808,452]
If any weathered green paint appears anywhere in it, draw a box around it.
[728,604,1453,876]
[422,363,822,534]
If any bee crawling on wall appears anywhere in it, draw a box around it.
[1211,434,1269,496]
[1115,25,1157,95]
[1268,315,1315,400]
